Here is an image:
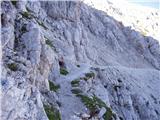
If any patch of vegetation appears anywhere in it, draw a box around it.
[71,79,80,87]
[44,36,57,51]
[26,7,32,13]
[49,81,60,92]
[7,63,18,71]
[77,64,80,67]
[78,94,98,114]
[60,68,69,75]
[44,104,61,120]
[37,20,48,30]
[83,72,95,81]
[85,72,95,78]
[93,95,114,120]
[21,11,32,19]
[71,88,83,95]
[72,91,113,120]
[11,0,17,6]
[103,107,114,120]
[45,39,53,48]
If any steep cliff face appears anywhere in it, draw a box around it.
[1,1,160,120]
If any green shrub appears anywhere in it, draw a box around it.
[71,79,80,87]
[11,1,17,6]
[72,91,113,120]
[49,81,60,92]
[44,104,61,120]
[83,72,95,81]
[7,63,18,71]
[45,39,53,48]
[92,95,107,108]
[37,20,48,30]
[92,95,113,120]
[85,72,95,78]
[78,94,98,113]
[71,88,83,95]
[60,68,69,75]
[103,107,114,120]
[21,11,31,19]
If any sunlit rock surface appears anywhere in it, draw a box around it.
[1,1,160,120]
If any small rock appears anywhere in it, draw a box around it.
[81,113,90,118]
[98,107,106,118]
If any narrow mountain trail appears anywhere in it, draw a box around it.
[56,63,160,120]
[56,63,91,120]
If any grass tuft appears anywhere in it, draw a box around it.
[21,11,31,19]
[7,63,18,71]
[71,79,80,87]
[11,1,17,6]
[72,90,113,120]
[60,68,69,75]
[85,72,95,78]
[103,107,114,120]
[46,39,53,48]
[83,72,95,81]
[49,81,60,92]
[71,88,83,95]
[37,20,48,30]
[44,104,61,120]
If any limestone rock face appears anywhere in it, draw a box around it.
[1,1,160,120]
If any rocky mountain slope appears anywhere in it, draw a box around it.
[1,1,160,120]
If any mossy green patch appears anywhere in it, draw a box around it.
[92,95,114,120]
[7,63,18,71]
[21,11,32,19]
[37,20,48,30]
[45,39,53,48]
[83,72,95,81]
[44,104,61,120]
[71,88,83,95]
[77,94,98,114]
[103,107,113,120]
[60,68,69,75]
[44,37,57,51]
[85,72,95,78]
[49,81,60,92]
[71,79,80,87]
[11,1,17,6]
[73,91,113,120]
[92,95,107,108]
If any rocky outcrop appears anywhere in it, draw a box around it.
[1,1,160,120]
